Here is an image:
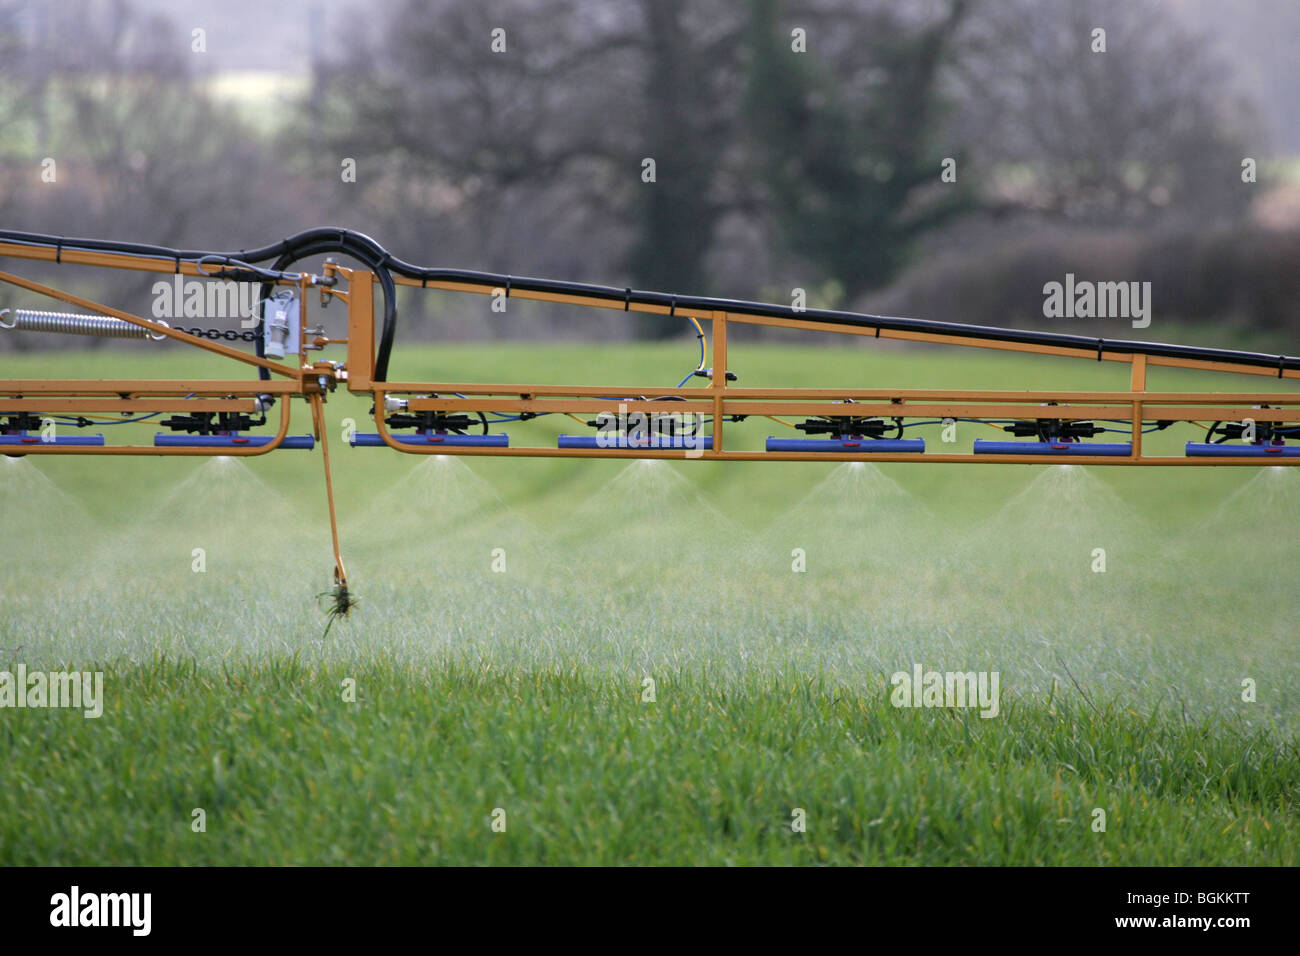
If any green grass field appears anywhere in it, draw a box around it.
[2,341,1297,865]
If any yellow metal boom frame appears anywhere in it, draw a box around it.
[3,239,1299,466]
[3,236,1296,597]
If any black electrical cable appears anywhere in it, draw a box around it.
[7,226,1300,383]
[252,234,399,383]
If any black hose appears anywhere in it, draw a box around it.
[5,226,1300,379]
[253,235,399,382]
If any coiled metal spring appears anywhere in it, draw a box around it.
[0,308,167,340]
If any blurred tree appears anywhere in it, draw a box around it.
[741,0,976,304]
[307,0,751,337]
[309,0,989,326]
[624,0,747,305]
[0,0,314,351]
[10,1,305,246]
[949,0,1254,224]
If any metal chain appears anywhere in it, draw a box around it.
[174,325,261,342]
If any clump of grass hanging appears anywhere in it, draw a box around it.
[316,576,358,638]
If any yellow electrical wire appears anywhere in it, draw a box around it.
[687,315,707,373]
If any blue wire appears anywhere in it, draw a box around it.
[52,411,162,426]
[484,330,702,429]
[898,418,1023,429]
[50,393,197,427]
[892,418,1169,435]
[485,413,546,422]
[677,325,706,388]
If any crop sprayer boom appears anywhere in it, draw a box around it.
[4,226,1299,614]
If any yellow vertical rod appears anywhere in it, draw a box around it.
[1130,355,1148,459]
[309,392,348,588]
[712,311,728,452]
